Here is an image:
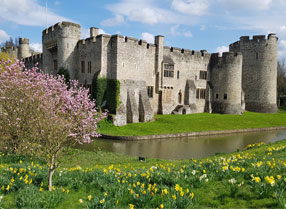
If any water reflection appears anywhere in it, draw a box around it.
[78,130,286,160]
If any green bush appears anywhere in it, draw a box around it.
[91,77,120,114]
[57,67,70,85]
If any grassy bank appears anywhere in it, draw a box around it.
[1,140,286,208]
[99,111,286,136]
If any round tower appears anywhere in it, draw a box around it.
[19,38,31,59]
[210,52,243,114]
[42,22,81,78]
[231,34,278,113]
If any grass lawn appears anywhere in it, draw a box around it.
[1,139,286,208]
[99,111,286,136]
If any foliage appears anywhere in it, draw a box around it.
[91,76,120,114]
[99,111,286,136]
[277,58,286,96]
[57,67,70,85]
[0,52,16,72]
[0,59,105,191]
[1,140,286,208]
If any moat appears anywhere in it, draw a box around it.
[79,130,286,160]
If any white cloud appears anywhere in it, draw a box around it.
[171,0,209,16]
[184,31,192,37]
[0,29,10,44]
[141,32,154,43]
[216,46,229,55]
[280,40,286,49]
[0,0,71,26]
[218,0,273,11]
[30,43,42,53]
[105,0,190,25]
[101,15,125,27]
[200,25,206,31]
[54,1,60,6]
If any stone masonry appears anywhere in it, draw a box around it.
[1,21,279,126]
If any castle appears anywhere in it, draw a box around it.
[1,21,278,126]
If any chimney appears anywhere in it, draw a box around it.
[90,27,99,37]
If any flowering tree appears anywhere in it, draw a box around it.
[0,59,105,191]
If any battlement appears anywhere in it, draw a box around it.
[23,53,42,62]
[43,21,81,35]
[164,46,210,57]
[19,38,29,44]
[211,52,242,66]
[239,34,277,43]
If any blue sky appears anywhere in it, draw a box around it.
[0,0,286,58]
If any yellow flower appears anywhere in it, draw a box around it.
[241,168,245,172]
[66,189,70,194]
[88,195,92,201]
[11,178,15,183]
[142,190,147,195]
[39,187,43,192]
[41,182,44,187]
[104,192,108,196]
[130,189,134,195]
[175,184,180,192]
[137,181,140,186]
[29,179,32,184]
[277,175,281,180]
[116,200,119,204]
[79,199,83,203]
[253,177,261,183]
[180,191,184,197]
[99,199,105,204]
[6,185,10,191]
[172,195,177,200]
[129,203,135,209]
[162,188,168,195]
[160,204,164,209]
[52,186,56,191]
[190,192,195,199]
[136,194,139,198]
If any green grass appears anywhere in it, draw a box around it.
[99,111,286,136]
[2,140,286,208]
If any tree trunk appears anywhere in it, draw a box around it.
[48,167,55,191]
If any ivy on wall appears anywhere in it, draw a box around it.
[91,76,120,114]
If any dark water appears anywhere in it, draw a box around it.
[78,130,286,160]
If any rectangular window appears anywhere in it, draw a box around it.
[196,89,200,99]
[163,64,174,78]
[53,59,57,72]
[177,71,180,79]
[200,89,206,99]
[224,94,228,100]
[81,61,85,73]
[199,71,207,80]
[196,89,206,99]
[216,94,219,99]
[147,86,153,98]
[87,61,92,73]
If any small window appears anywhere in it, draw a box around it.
[216,94,219,99]
[177,71,180,79]
[224,94,227,100]
[81,61,85,73]
[88,61,92,73]
[196,89,200,99]
[178,91,182,104]
[53,59,57,72]
[147,86,153,98]
[199,71,207,80]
